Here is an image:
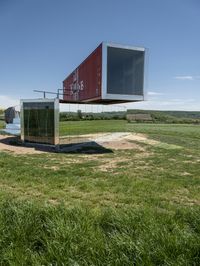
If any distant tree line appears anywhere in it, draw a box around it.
[1,107,200,124]
[60,110,126,121]
[60,109,200,124]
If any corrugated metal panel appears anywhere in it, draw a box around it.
[63,44,102,102]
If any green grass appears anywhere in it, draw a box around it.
[0,120,4,129]
[0,121,200,265]
[60,119,127,135]
[60,119,200,137]
[1,201,200,265]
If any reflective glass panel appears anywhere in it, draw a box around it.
[107,47,145,95]
[23,102,55,145]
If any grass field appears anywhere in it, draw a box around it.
[0,120,200,265]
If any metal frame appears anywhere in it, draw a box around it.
[20,98,59,145]
[101,42,146,102]
[143,47,149,102]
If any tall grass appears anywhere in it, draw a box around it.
[0,200,200,265]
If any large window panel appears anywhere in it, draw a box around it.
[22,101,57,145]
[107,47,145,95]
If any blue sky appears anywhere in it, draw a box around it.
[0,0,199,111]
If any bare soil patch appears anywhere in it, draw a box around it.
[101,140,144,151]
[0,132,162,155]
[98,157,131,172]
[0,135,44,154]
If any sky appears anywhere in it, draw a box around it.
[0,0,200,111]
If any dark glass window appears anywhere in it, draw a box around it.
[107,47,145,95]
[23,102,55,145]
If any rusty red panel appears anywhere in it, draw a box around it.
[63,44,102,103]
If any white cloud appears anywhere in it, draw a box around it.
[174,75,200,81]
[60,97,200,112]
[148,91,164,96]
[174,76,194,80]
[125,98,200,111]
[0,95,19,110]
[0,94,199,113]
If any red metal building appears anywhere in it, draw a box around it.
[62,42,145,104]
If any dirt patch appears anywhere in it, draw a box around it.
[181,171,192,176]
[57,133,146,153]
[98,157,131,172]
[91,132,160,149]
[1,132,175,155]
[0,133,146,155]
[92,132,146,151]
[101,139,145,151]
[0,135,44,154]
[124,133,161,145]
[48,198,59,205]
[124,133,182,149]
[43,165,60,171]
[170,195,200,206]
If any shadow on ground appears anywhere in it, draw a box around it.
[0,135,113,154]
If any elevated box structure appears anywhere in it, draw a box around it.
[62,42,146,104]
[20,98,59,145]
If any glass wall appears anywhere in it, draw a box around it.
[107,47,145,96]
[22,101,56,145]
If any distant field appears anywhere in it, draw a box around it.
[59,119,127,135]
[0,122,200,264]
[60,119,200,138]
